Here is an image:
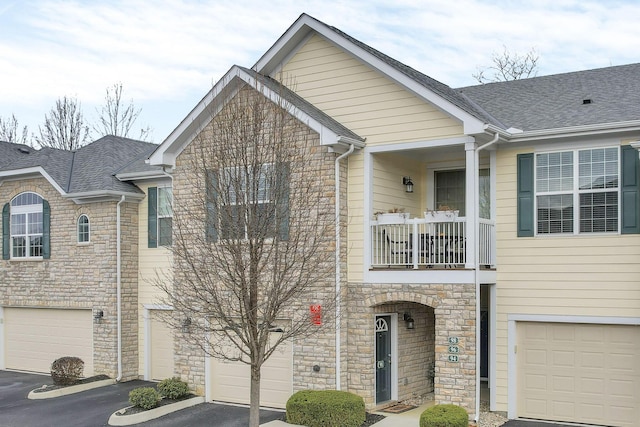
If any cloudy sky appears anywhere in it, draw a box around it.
[1,0,639,144]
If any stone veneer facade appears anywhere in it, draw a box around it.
[345,283,477,418]
[169,87,342,398]
[0,177,139,380]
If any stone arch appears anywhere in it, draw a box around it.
[364,288,439,309]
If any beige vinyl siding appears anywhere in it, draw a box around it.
[137,182,173,377]
[281,35,466,282]
[493,144,640,412]
[280,34,463,146]
[372,153,423,217]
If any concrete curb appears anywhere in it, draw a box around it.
[28,378,116,400]
[108,396,205,426]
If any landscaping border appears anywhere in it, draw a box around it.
[28,378,116,399]
[108,396,205,426]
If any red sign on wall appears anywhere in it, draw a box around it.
[310,304,322,325]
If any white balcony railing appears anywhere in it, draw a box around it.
[370,217,495,269]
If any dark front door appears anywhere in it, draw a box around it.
[481,310,488,378]
[375,315,392,403]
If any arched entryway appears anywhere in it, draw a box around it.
[372,301,436,405]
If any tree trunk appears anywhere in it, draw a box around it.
[249,364,261,427]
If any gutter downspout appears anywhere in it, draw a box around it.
[116,195,125,382]
[335,143,356,390]
[474,132,499,422]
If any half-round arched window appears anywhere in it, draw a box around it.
[77,214,90,243]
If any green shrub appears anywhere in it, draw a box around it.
[50,356,84,386]
[420,404,468,427]
[286,390,365,427]
[157,377,190,399]
[129,387,161,410]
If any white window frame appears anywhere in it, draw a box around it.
[157,186,172,247]
[77,214,90,244]
[10,192,44,259]
[535,146,620,235]
[221,164,275,240]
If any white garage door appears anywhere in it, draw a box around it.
[4,308,94,376]
[149,310,174,381]
[517,322,640,427]
[209,333,292,409]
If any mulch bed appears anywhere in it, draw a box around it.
[31,374,111,393]
[116,394,198,416]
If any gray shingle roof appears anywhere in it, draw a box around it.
[0,136,159,195]
[457,63,640,131]
[0,141,35,168]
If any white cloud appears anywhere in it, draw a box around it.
[1,0,639,142]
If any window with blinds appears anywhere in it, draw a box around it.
[536,147,619,234]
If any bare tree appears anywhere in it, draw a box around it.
[0,114,29,145]
[93,83,151,141]
[34,96,90,150]
[156,76,336,427]
[473,46,539,84]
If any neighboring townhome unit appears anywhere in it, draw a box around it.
[0,136,159,381]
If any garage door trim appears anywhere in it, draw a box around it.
[507,314,640,421]
[143,304,173,381]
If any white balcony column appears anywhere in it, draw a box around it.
[465,141,477,269]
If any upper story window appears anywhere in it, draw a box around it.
[3,192,49,259]
[206,163,289,242]
[535,147,619,234]
[77,214,90,243]
[148,185,172,248]
[221,164,275,240]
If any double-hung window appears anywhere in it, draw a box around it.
[221,164,276,240]
[4,192,48,259]
[148,185,172,248]
[535,147,619,234]
[207,163,289,242]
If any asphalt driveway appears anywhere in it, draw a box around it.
[0,370,282,427]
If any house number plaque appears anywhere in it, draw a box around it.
[448,336,459,344]
[448,345,459,354]
[448,355,459,362]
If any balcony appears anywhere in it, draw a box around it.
[370,213,495,269]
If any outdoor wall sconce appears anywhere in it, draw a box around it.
[403,176,414,193]
[181,317,192,333]
[94,309,104,322]
[403,312,415,330]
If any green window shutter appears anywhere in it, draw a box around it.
[206,170,219,243]
[621,145,640,234]
[517,153,534,237]
[277,162,290,241]
[148,187,158,248]
[2,202,9,260]
[42,199,51,259]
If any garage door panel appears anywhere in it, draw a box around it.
[5,308,93,376]
[210,332,292,409]
[518,322,639,427]
[149,310,174,381]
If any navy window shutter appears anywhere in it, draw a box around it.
[2,202,9,260]
[621,145,640,234]
[148,187,158,248]
[277,162,290,241]
[42,199,51,259]
[517,153,534,237]
[206,170,219,242]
